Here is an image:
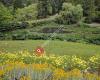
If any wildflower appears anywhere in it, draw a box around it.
[85,72,97,80]
[53,69,67,79]
[89,56,98,63]
[70,69,82,77]
[32,63,48,70]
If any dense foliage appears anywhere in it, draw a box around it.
[0,0,100,23]
[0,0,100,45]
[15,4,37,21]
[55,3,83,24]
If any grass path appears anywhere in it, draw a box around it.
[0,40,100,57]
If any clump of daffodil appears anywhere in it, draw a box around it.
[89,55,100,71]
[89,56,99,63]
[71,56,88,70]
[52,56,64,67]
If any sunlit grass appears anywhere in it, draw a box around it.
[0,40,100,57]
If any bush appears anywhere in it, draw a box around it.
[11,31,51,40]
[0,21,29,32]
[12,31,28,40]
[27,33,51,40]
[15,4,37,21]
[86,36,100,45]
[0,32,5,40]
[84,34,100,45]
[13,22,29,29]
[55,3,83,25]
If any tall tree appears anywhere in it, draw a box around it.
[37,0,48,18]
[0,2,13,29]
[95,0,100,11]
[49,0,64,14]
[0,0,13,6]
[83,0,96,23]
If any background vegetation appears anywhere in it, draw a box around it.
[0,0,100,45]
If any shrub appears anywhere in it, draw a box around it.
[77,22,90,28]
[55,3,83,25]
[89,55,100,71]
[0,21,29,32]
[12,31,28,40]
[14,22,29,29]
[0,32,5,40]
[27,33,50,40]
[86,36,100,45]
[15,4,37,21]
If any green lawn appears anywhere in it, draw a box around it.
[0,40,100,57]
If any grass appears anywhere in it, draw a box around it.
[0,40,100,57]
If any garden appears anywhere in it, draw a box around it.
[0,0,100,80]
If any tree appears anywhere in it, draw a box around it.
[15,4,37,21]
[37,0,49,18]
[0,3,13,31]
[0,3,13,25]
[95,0,100,23]
[0,0,13,6]
[64,0,82,5]
[0,0,26,15]
[95,0,100,11]
[49,0,64,14]
[83,0,96,23]
[55,3,83,24]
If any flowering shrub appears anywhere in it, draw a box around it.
[0,51,100,79]
[89,55,100,71]
[71,56,87,70]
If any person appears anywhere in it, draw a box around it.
[34,46,45,56]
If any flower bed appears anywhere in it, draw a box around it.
[0,51,100,80]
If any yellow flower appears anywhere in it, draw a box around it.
[53,69,67,79]
[0,70,4,76]
[5,53,18,59]
[70,69,82,77]
[89,56,98,63]
[4,66,14,72]
[32,63,48,71]
[85,72,97,80]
